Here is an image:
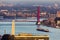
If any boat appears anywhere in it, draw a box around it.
[36,28,49,32]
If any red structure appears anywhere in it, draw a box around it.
[36,6,40,25]
[37,6,40,22]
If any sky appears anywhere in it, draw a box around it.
[0,0,60,5]
[0,0,60,2]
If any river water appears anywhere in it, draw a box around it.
[0,19,60,40]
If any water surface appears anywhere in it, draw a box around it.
[0,22,60,40]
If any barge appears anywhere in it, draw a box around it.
[36,28,49,32]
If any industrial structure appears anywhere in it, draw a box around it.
[36,6,40,25]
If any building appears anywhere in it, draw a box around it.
[55,11,60,27]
